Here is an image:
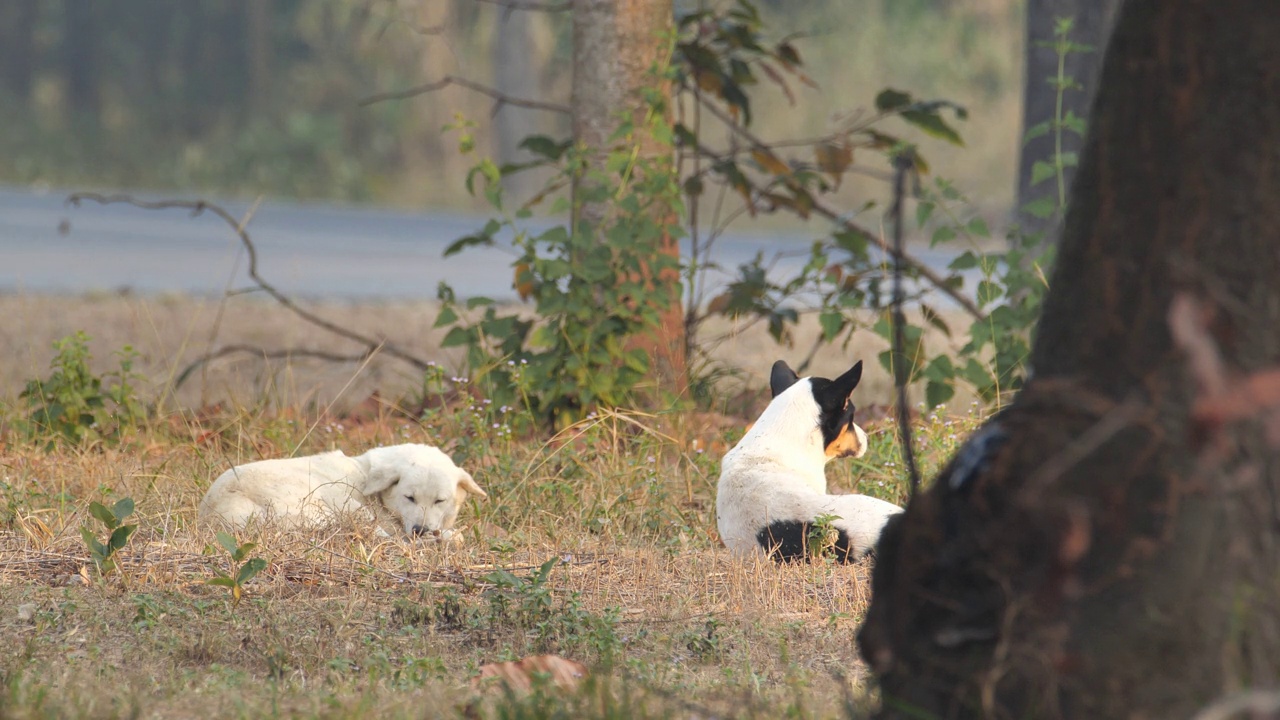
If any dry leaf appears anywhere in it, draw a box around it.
[473,654,588,693]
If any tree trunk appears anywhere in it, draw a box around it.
[246,0,272,116]
[860,1,1280,718]
[570,0,685,394]
[63,0,99,122]
[1,0,40,101]
[1014,0,1117,240]
[493,9,540,203]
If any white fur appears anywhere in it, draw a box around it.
[716,378,901,559]
[198,443,486,540]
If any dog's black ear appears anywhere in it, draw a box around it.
[815,360,864,412]
[770,360,800,397]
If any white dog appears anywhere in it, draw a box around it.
[716,360,902,562]
[198,443,487,540]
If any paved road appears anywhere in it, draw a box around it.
[0,186,973,303]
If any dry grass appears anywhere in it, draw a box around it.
[0,292,986,719]
[0,291,971,416]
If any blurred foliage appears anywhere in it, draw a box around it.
[0,0,1022,207]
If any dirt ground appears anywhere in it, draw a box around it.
[0,291,967,416]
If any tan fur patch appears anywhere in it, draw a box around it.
[825,423,866,459]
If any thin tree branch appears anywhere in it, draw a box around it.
[172,345,380,393]
[688,91,984,318]
[690,142,985,321]
[359,74,570,115]
[891,153,923,496]
[65,193,435,375]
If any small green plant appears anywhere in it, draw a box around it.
[19,331,145,447]
[80,497,137,576]
[806,513,841,560]
[206,531,268,606]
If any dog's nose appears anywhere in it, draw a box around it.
[412,524,425,536]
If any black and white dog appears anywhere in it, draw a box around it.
[716,360,902,562]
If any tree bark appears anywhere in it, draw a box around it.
[1014,0,1117,239]
[570,0,685,394]
[860,1,1280,718]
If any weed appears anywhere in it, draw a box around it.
[205,531,268,607]
[19,331,145,447]
[79,496,137,576]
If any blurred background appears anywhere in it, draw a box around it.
[0,0,1023,214]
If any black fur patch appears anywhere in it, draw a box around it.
[808,361,863,449]
[755,520,866,563]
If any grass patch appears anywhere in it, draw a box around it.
[0,391,983,718]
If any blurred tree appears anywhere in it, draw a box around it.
[494,9,542,202]
[862,1,1280,717]
[1015,0,1118,239]
[0,0,40,101]
[63,0,100,122]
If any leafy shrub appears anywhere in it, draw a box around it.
[19,331,145,447]
[436,110,683,429]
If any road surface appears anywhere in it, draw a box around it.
[0,186,975,304]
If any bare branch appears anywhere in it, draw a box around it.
[172,345,380,393]
[65,193,436,375]
[360,74,570,115]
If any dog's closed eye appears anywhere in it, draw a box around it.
[405,495,416,503]
[434,498,447,505]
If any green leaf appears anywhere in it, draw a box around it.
[965,216,990,238]
[818,311,845,341]
[206,577,237,588]
[466,296,495,310]
[915,201,935,227]
[925,379,955,409]
[88,502,117,530]
[519,135,570,161]
[1030,160,1057,187]
[215,531,239,557]
[80,527,107,559]
[433,305,458,328]
[236,558,268,585]
[108,524,137,553]
[930,226,956,247]
[111,498,135,522]
[1020,196,1058,220]
[900,109,965,146]
[1022,120,1052,145]
[874,88,913,112]
[444,233,495,258]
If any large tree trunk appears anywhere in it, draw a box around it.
[1014,0,1117,239]
[570,0,685,394]
[860,1,1280,718]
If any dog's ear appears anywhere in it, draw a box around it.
[770,360,800,398]
[815,360,864,413]
[458,469,487,499]
[360,460,401,496]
